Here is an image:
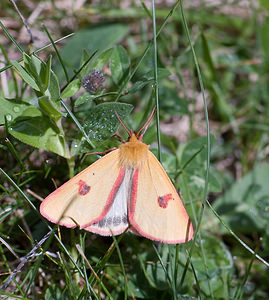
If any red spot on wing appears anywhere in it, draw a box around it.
[80,168,125,229]
[158,194,174,208]
[77,180,91,196]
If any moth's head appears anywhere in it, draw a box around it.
[115,109,156,142]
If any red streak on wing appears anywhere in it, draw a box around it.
[103,168,125,213]
[128,169,192,243]
[81,168,125,229]
[128,169,139,215]
[77,180,91,196]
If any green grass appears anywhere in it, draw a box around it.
[1,0,269,299]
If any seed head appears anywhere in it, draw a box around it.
[82,69,105,94]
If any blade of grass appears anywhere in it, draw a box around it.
[60,50,98,93]
[0,167,100,297]
[111,234,128,300]
[78,234,94,297]
[187,250,202,300]
[233,251,256,300]
[0,44,19,97]
[76,244,113,300]
[151,0,162,162]
[0,33,74,73]
[114,0,181,103]
[206,199,269,267]
[0,290,30,300]
[178,3,212,295]
[152,244,174,297]
[1,230,53,291]
[60,99,95,148]
[42,25,69,82]
[0,21,24,53]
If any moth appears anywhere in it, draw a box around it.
[40,112,193,243]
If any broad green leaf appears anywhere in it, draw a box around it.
[81,102,133,145]
[8,107,67,157]
[38,96,65,122]
[45,71,60,102]
[0,97,30,124]
[213,163,269,233]
[79,49,91,78]
[23,53,42,80]
[11,60,40,91]
[159,86,189,115]
[140,234,233,298]
[23,53,49,92]
[110,45,130,85]
[61,79,81,98]
[130,68,171,94]
[192,233,233,298]
[91,48,113,71]
[54,24,128,82]
[179,136,221,194]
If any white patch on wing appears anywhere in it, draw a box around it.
[85,169,133,235]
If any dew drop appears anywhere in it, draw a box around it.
[13,106,20,113]
[6,114,12,121]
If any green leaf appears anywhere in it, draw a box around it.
[192,233,233,298]
[213,163,269,233]
[129,80,151,94]
[0,97,30,124]
[74,93,96,106]
[91,48,113,71]
[54,24,128,82]
[11,60,40,91]
[38,96,65,122]
[23,53,49,92]
[143,67,171,81]
[159,86,189,115]
[44,55,52,91]
[141,234,233,298]
[8,107,67,157]
[45,71,61,102]
[130,68,171,94]
[82,102,133,143]
[179,136,221,193]
[61,79,81,98]
[110,45,130,85]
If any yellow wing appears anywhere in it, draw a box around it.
[128,151,193,244]
[40,150,126,229]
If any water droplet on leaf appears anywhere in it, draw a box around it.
[13,106,20,113]
[6,114,12,121]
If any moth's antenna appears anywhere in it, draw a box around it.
[114,110,132,137]
[136,108,156,140]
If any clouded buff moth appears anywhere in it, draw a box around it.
[40,113,193,244]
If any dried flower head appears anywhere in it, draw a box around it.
[82,69,105,94]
